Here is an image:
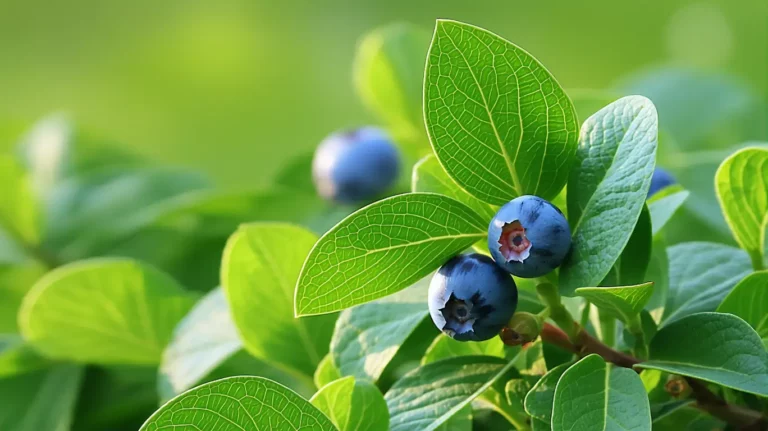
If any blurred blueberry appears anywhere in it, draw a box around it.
[312,127,401,203]
[488,195,570,278]
[428,253,518,342]
[647,167,676,198]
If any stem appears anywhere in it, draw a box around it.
[539,322,765,428]
[536,283,577,340]
[598,310,616,348]
[627,315,649,360]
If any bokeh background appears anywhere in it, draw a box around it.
[1,0,765,187]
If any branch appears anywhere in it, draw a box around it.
[536,322,766,429]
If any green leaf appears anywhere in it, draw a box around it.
[314,354,342,389]
[45,166,210,260]
[140,376,336,431]
[647,187,690,236]
[385,355,514,431]
[0,335,50,378]
[422,334,505,365]
[715,147,768,268]
[0,365,83,431]
[636,312,768,396]
[0,155,40,246]
[717,271,768,344]
[295,193,486,316]
[311,376,389,431]
[331,301,427,382]
[645,237,669,319]
[601,205,652,286]
[158,288,241,400]
[575,283,654,325]
[354,22,431,159]
[412,155,497,221]
[561,96,658,295]
[524,361,571,423]
[222,223,336,376]
[0,262,45,333]
[662,242,752,325]
[19,258,197,365]
[552,354,651,431]
[423,20,578,204]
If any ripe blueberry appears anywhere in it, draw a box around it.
[647,167,676,198]
[428,253,518,342]
[312,127,401,203]
[488,195,570,278]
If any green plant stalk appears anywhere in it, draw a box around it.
[598,311,616,348]
[627,315,649,360]
[535,282,577,340]
[749,250,765,271]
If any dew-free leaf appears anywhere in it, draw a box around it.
[311,376,389,431]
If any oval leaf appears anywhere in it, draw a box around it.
[647,187,690,236]
[0,156,40,246]
[424,20,578,204]
[0,364,83,431]
[717,271,768,343]
[314,354,342,390]
[575,283,654,325]
[19,259,197,365]
[295,193,486,316]
[716,147,768,268]
[140,376,336,431]
[601,205,652,287]
[354,23,431,159]
[311,376,389,431]
[524,361,572,423]
[412,155,497,221]
[158,288,242,400]
[662,242,752,325]
[332,302,427,382]
[552,354,651,431]
[385,355,514,431]
[560,96,658,295]
[422,334,505,365]
[222,223,336,376]
[636,312,768,396]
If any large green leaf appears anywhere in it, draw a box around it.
[295,193,486,316]
[575,283,654,325]
[0,156,40,246]
[19,258,197,365]
[423,20,578,205]
[158,288,243,400]
[662,242,752,325]
[552,355,651,431]
[561,96,658,295]
[717,271,768,344]
[0,262,45,333]
[45,166,210,260]
[647,187,689,236]
[524,362,571,424]
[0,364,83,431]
[637,312,768,396]
[331,301,427,382]
[222,223,336,376]
[311,376,389,431]
[421,334,505,365]
[354,22,431,160]
[715,147,768,268]
[645,237,669,319]
[140,376,336,431]
[385,355,514,431]
[412,155,497,221]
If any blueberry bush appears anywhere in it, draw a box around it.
[1,19,767,431]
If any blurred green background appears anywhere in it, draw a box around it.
[1,0,765,187]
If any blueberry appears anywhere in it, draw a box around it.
[647,167,676,198]
[312,127,401,203]
[487,195,570,278]
[428,253,518,342]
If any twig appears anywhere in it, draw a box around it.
[536,323,766,429]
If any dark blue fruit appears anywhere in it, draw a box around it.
[312,127,401,203]
[488,195,570,278]
[647,168,676,198]
[428,253,518,342]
